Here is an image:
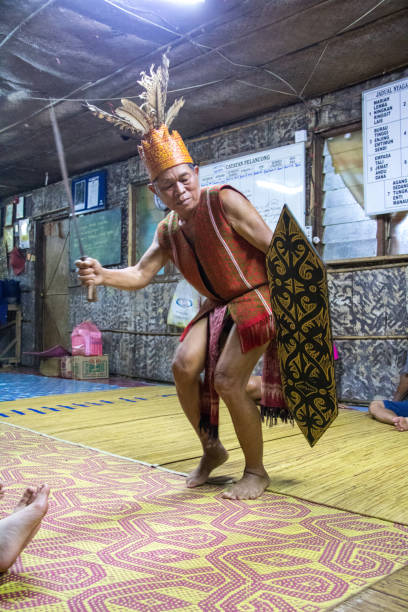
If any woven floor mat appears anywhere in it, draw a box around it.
[1,423,408,611]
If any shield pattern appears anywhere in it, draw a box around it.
[266,205,338,447]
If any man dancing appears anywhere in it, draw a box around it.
[77,56,289,500]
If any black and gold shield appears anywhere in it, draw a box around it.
[266,205,337,447]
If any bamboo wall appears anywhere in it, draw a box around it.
[4,68,408,404]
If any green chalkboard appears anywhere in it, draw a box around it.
[69,208,122,268]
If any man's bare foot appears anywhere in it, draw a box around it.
[0,484,50,573]
[12,486,37,512]
[186,445,229,488]
[221,469,270,500]
[393,416,408,431]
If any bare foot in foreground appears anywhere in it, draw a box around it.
[393,416,408,431]
[221,469,270,500]
[0,484,50,573]
[186,444,229,488]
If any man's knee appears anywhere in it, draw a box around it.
[214,368,241,400]
[172,348,200,383]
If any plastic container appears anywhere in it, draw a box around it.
[5,280,20,304]
[71,321,103,356]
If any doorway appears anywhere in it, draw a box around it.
[40,218,70,351]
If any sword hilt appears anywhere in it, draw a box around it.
[81,256,98,303]
[87,284,98,303]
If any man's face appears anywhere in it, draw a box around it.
[149,164,200,220]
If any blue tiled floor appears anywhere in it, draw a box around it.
[0,373,121,402]
[348,405,369,412]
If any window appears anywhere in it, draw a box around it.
[320,129,408,260]
[322,131,377,260]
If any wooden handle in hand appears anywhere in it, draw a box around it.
[87,284,98,302]
[80,256,98,302]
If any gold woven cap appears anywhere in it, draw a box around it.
[86,55,192,181]
[138,125,193,181]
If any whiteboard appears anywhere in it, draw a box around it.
[199,142,306,231]
[363,76,408,215]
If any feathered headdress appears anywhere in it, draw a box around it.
[87,54,192,180]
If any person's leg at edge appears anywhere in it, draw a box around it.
[368,399,398,424]
[369,399,408,431]
[214,325,270,500]
[393,351,408,402]
[393,416,408,431]
[172,317,229,488]
[0,483,50,572]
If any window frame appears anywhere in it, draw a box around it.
[312,121,406,264]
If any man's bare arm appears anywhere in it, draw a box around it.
[219,188,273,253]
[76,229,170,291]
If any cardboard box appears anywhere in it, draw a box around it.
[39,357,61,377]
[71,355,109,379]
[60,356,73,379]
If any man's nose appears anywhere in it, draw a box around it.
[175,181,185,194]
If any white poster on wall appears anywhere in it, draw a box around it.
[199,142,306,232]
[363,76,408,216]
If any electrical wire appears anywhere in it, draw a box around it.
[299,42,329,98]
[0,0,396,135]
[0,0,56,49]
[236,80,298,98]
[337,0,388,33]
[18,78,227,102]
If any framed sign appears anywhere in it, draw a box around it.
[5,203,13,226]
[73,179,86,212]
[130,184,166,274]
[199,143,306,232]
[363,76,408,215]
[18,219,30,249]
[3,226,14,252]
[69,208,121,268]
[15,196,25,219]
[72,170,106,214]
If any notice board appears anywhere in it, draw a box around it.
[69,208,122,268]
[199,143,306,231]
[363,76,408,215]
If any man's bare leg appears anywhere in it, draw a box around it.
[214,326,270,500]
[172,318,229,487]
[393,416,408,431]
[368,400,398,425]
[0,484,50,572]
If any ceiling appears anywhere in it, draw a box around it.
[1,0,408,199]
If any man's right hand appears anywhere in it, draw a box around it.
[75,257,105,287]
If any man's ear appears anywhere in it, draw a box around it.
[194,165,199,176]
[148,183,156,195]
